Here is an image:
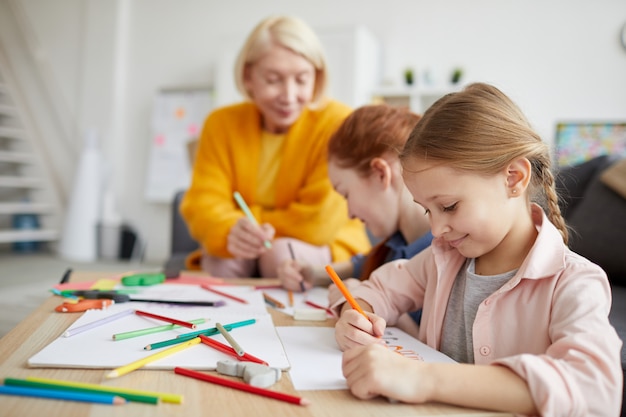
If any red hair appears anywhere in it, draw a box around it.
[328,105,421,176]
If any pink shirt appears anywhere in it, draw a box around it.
[336,205,622,416]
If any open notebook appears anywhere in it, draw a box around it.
[28,287,291,371]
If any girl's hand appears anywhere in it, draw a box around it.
[227,217,275,259]
[342,343,430,403]
[335,309,386,351]
[278,260,314,292]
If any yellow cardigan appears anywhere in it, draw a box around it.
[180,100,371,268]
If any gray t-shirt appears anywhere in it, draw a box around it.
[440,258,517,363]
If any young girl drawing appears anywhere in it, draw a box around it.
[332,83,622,416]
[279,105,432,334]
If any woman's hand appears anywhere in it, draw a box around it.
[226,217,275,259]
[277,260,317,292]
[335,309,386,351]
[342,343,430,403]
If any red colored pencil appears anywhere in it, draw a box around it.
[198,335,268,365]
[134,310,196,329]
[304,300,334,317]
[201,285,248,304]
[174,367,309,406]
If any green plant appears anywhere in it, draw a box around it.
[451,67,463,84]
[404,68,414,85]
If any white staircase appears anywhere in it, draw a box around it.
[0,69,59,250]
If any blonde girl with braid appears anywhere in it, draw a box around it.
[331,83,622,416]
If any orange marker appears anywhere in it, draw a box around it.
[324,265,368,319]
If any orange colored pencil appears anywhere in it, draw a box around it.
[174,367,309,406]
[201,285,248,304]
[262,292,285,309]
[135,310,196,329]
[287,290,294,307]
[324,265,368,319]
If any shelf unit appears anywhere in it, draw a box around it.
[372,85,459,114]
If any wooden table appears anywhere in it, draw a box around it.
[0,271,511,417]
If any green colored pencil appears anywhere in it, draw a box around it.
[113,318,206,341]
[24,376,183,404]
[175,318,257,339]
[4,378,158,404]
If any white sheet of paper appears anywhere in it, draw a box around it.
[28,302,290,370]
[276,326,455,391]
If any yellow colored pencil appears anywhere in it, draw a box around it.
[25,376,183,404]
[106,337,201,378]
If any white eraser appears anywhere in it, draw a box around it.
[293,308,327,321]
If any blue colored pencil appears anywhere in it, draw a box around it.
[0,385,126,405]
[233,191,272,249]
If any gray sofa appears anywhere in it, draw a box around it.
[555,154,626,416]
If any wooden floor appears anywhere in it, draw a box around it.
[0,251,161,337]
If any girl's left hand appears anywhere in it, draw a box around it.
[342,343,430,403]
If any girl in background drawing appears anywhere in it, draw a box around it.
[332,83,622,416]
[278,104,432,334]
[180,15,370,277]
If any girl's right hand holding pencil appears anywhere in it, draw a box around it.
[335,309,386,351]
[277,261,320,292]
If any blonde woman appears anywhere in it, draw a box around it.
[181,16,370,277]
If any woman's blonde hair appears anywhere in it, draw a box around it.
[234,15,328,106]
[400,83,569,244]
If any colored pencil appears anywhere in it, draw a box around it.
[253,284,283,290]
[147,319,256,350]
[129,298,225,307]
[304,300,334,316]
[198,335,268,365]
[175,367,309,406]
[287,242,306,292]
[262,292,285,309]
[4,378,158,404]
[25,376,183,404]
[288,290,294,307]
[176,318,257,339]
[107,337,201,378]
[112,318,206,341]
[324,265,368,319]
[233,191,272,249]
[0,385,126,405]
[135,309,197,329]
[216,322,245,356]
[63,309,135,337]
[201,284,248,304]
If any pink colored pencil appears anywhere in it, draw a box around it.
[134,310,196,329]
[198,334,268,365]
[174,367,309,406]
[201,285,248,304]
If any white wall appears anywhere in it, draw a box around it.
[14,0,626,263]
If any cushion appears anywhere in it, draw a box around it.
[565,157,626,285]
[601,158,626,200]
